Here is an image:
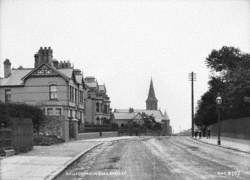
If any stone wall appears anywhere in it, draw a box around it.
[40,116,69,141]
[208,117,250,140]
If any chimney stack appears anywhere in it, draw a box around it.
[4,59,11,78]
[34,46,53,68]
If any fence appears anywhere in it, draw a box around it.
[79,124,117,133]
[78,131,118,140]
[118,128,163,136]
[208,117,250,140]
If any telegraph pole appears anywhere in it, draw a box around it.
[189,72,196,137]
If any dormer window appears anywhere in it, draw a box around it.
[49,84,57,100]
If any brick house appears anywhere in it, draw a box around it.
[0,47,85,140]
[84,77,111,125]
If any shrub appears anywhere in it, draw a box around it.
[0,102,45,133]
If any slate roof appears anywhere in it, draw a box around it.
[114,109,169,122]
[99,84,106,92]
[75,75,83,84]
[0,69,32,86]
[86,81,98,88]
[57,68,73,79]
[113,112,137,120]
[0,66,78,87]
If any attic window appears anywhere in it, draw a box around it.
[49,84,57,100]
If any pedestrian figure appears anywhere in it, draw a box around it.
[203,129,206,137]
[194,131,197,138]
[199,131,202,139]
[207,129,211,139]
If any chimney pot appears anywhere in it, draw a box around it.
[4,59,11,78]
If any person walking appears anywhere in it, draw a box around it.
[207,129,211,139]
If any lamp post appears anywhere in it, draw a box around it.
[216,94,222,145]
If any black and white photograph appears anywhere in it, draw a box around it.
[0,0,250,179]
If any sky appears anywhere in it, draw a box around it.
[0,0,250,133]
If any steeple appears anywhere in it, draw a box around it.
[146,78,158,110]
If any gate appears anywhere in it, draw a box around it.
[69,119,78,139]
[69,120,75,139]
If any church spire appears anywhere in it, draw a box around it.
[146,78,158,110]
[147,78,157,99]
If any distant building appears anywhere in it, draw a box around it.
[84,77,111,125]
[113,79,172,134]
[146,78,158,110]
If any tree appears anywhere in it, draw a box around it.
[195,46,250,127]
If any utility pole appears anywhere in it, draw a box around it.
[189,72,196,137]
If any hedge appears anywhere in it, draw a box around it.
[0,102,45,133]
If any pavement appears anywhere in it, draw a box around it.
[0,136,133,180]
[192,136,250,154]
[56,136,250,180]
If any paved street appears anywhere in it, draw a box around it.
[0,136,133,180]
[57,136,250,180]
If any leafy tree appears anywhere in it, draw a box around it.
[195,46,250,127]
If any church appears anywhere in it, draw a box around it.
[113,79,172,134]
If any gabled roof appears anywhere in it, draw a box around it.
[113,112,137,120]
[114,109,167,122]
[22,63,69,82]
[98,84,106,92]
[75,75,83,84]
[0,68,32,86]
[84,76,98,89]
[0,63,83,87]
[57,68,73,79]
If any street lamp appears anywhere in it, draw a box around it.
[216,94,222,145]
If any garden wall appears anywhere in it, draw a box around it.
[40,116,69,141]
[208,117,250,139]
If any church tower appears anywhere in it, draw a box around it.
[146,78,158,110]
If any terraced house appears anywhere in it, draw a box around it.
[84,77,111,125]
[0,47,85,140]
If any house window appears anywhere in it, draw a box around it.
[69,109,73,118]
[75,110,77,118]
[96,102,99,112]
[69,86,74,102]
[5,89,11,103]
[96,117,100,124]
[75,88,77,103]
[55,108,62,116]
[79,90,83,104]
[47,108,53,115]
[49,85,57,100]
[80,111,83,121]
[104,104,108,114]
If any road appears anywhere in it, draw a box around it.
[56,136,250,180]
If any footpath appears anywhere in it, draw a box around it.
[0,136,133,180]
[193,136,250,154]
